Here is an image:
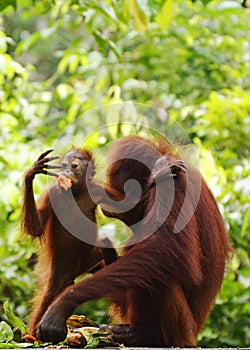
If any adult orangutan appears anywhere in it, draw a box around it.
[22,148,118,336]
[36,136,231,347]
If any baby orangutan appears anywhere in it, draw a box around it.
[22,148,118,336]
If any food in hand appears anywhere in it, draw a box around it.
[57,174,72,190]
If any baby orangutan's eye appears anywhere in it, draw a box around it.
[71,163,78,169]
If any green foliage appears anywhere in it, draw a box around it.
[3,302,26,336]
[0,0,249,347]
[0,240,36,320]
[0,302,50,348]
[0,321,13,344]
[0,303,29,348]
[0,0,16,12]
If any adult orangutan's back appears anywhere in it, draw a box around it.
[37,136,231,347]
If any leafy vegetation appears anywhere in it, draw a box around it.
[0,0,249,347]
[0,301,113,348]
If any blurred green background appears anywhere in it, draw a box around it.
[0,0,249,347]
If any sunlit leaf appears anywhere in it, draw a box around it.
[0,322,13,343]
[93,31,121,60]
[15,32,41,54]
[241,206,250,237]
[3,302,26,336]
[131,0,149,32]
[156,0,173,30]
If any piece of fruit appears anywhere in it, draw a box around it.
[66,330,87,348]
[57,174,72,191]
[67,315,99,328]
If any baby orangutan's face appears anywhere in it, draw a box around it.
[57,150,91,191]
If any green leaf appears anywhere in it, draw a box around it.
[91,2,118,22]
[241,206,250,237]
[0,322,14,343]
[155,0,173,30]
[93,31,121,60]
[113,0,131,23]
[15,32,41,54]
[0,343,14,349]
[10,342,33,348]
[131,0,149,32]
[200,0,211,4]
[0,0,16,11]
[0,341,33,349]
[3,302,26,336]
[84,334,100,348]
